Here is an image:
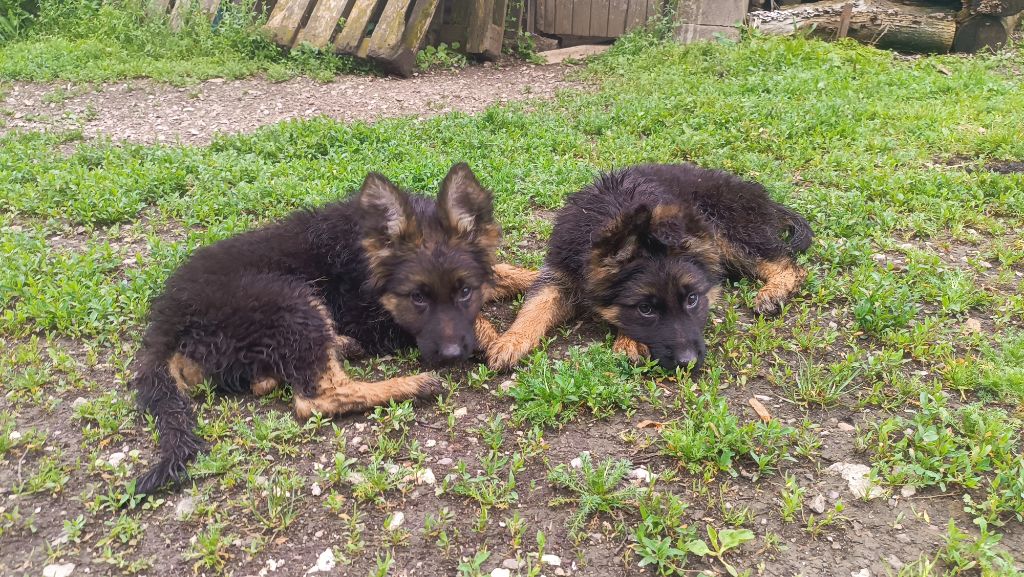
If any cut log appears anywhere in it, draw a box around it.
[953,12,1022,52]
[964,0,1024,16]
[748,0,957,53]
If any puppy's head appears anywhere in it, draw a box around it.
[359,163,499,365]
[588,203,721,371]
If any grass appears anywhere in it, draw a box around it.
[0,0,366,83]
[1,26,1023,576]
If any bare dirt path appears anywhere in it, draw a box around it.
[1,62,580,146]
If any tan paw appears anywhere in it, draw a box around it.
[613,334,649,363]
[486,336,532,372]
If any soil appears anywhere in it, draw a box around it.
[2,67,1023,577]
[0,62,579,146]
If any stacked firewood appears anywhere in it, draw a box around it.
[747,0,1023,53]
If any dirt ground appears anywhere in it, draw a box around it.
[0,62,578,146]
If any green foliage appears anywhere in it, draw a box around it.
[416,42,468,71]
[505,343,650,427]
[0,0,364,82]
[547,453,642,534]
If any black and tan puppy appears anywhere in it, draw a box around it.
[486,163,812,372]
[132,163,536,494]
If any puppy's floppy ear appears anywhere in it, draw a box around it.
[592,204,653,266]
[648,204,691,248]
[437,163,499,250]
[359,172,418,243]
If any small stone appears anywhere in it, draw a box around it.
[354,422,366,432]
[175,496,197,520]
[438,458,453,466]
[501,559,521,570]
[809,494,826,514]
[964,318,982,333]
[108,452,126,467]
[629,467,652,483]
[491,569,511,577]
[896,533,911,544]
[8,431,22,441]
[387,512,405,531]
[828,490,841,500]
[901,485,917,498]
[831,543,842,550]
[416,468,436,485]
[541,554,561,566]
[43,564,75,577]
[499,379,514,392]
[351,436,363,446]
[306,549,336,574]
[310,483,322,496]
[357,445,369,454]
[425,439,437,448]
[828,462,882,499]
[554,569,567,576]
[887,555,904,571]
[851,570,870,577]
[72,397,88,408]
[837,422,855,432]
[314,530,324,538]
[453,407,468,418]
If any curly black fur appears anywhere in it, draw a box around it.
[133,163,502,494]
[498,163,812,372]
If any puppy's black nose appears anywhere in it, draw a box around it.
[675,351,699,367]
[438,343,465,362]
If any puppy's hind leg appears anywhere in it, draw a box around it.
[753,258,808,316]
[294,356,443,420]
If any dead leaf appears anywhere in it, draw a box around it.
[636,420,665,430]
[964,318,982,334]
[748,398,772,423]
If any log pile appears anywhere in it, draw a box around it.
[747,0,1023,53]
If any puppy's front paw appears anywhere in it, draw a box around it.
[754,290,786,316]
[334,336,367,359]
[613,334,649,363]
[486,336,531,372]
[414,372,445,400]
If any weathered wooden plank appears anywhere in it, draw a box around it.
[265,0,317,45]
[367,0,414,56]
[146,0,171,18]
[366,0,441,76]
[402,0,443,51]
[624,0,646,32]
[645,0,659,28]
[295,0,352,47]
[607,0,628,36]
[170,0,193,31]
[590,0,610,36]
[200,0,222,15]
[334,0,385,53]
[555,0,573,35]
[466,0,492,53]
[539,43,608,63]
[571,0,592,35]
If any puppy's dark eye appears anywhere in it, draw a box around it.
[686,293,700,309]
[637,303,655,317]
[411,291,426,305]
[459,286,472,301]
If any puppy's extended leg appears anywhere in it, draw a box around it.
[612,333,649,363]
[484,263,540,302]
[475,316,500,352]
[294,356,443,420]
[487,283,574,371]
[753,258,807,316]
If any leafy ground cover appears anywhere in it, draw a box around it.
[1,27,1023,576]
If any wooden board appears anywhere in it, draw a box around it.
[295,0,353,47]
[571,0,592,35]
[265,0,317,45]
[169,0,192,31]
[590,0,610,36]
[146,0,172,18]
[607,0,628,36]
[465,0,506,57]
[334,0,386,53]
[367,0,414,56]
[623,0,646,32]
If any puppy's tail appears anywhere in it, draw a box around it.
[780,206,813,254]
[132,355,203,495]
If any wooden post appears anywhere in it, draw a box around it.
[334,0,387,53]
[295,0,354,47]
[265,0,318,45]
[675,0,748,43]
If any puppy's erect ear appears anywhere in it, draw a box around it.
[591,204,654,267]
[359,172,418,244]
[437,163,500,252]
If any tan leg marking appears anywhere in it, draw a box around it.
[168,353,204,395]
[754,258,807,315]
[293,357,443,421]
[483,263,540,302]
[474,315,500,352]
[613,333,649,363]
[486,284,574,371]
[251,377,280,397]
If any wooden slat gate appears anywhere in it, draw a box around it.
[533,0,659,37]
